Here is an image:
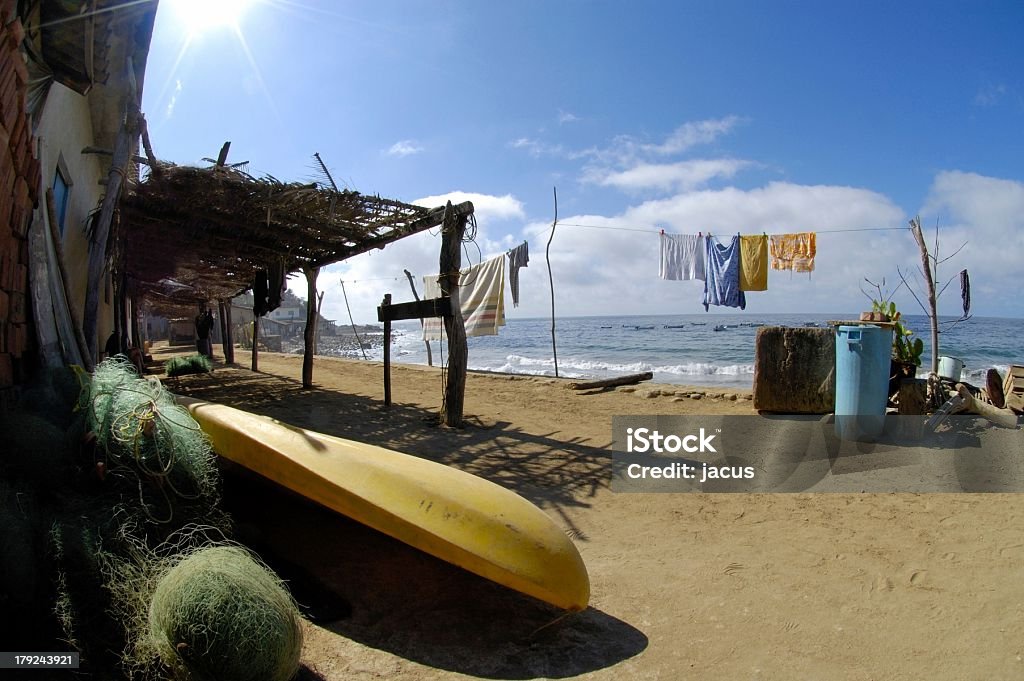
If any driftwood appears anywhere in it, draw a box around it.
[569,372,653,391]
[956,383,1019,429]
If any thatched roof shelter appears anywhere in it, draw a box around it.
[120,161,471,309]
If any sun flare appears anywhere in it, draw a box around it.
[167,0,254,35]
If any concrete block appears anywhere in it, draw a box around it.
[754,326,836,414]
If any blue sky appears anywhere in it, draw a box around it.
[141,0,1024,323]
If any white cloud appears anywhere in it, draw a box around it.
[588,159,753,192]
[973,83,1007,107]
[508,137,565,157]
[386,140,424,157]
[510,182,907,319]
[918,171,1024,317]
[413,191,525,222]
[558,109,580,124]
[645,116,742,155]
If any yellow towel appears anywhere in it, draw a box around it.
[739,235,768,291]
[770,233,816,272]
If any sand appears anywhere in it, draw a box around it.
[161,345,1024,681]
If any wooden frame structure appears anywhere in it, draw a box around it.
[114,150,474,422]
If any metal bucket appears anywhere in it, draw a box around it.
[938,356,965,382]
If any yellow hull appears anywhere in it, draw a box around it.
[178,398,590,611]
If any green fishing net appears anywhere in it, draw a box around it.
[165,354,213,377]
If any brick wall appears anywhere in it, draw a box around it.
[0,3,41,408]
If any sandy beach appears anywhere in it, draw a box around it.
[162,345,1024,681]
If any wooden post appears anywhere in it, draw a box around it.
[439,202,468,427]
[251,315,260,372]
[910,217,939,375]
[218,300,230,362]
[403,268,433,366]
[84,58,140,362]
[45,188,91,366]
[382,293,392,406]
[302,266,319,388]
[223,300,235,364]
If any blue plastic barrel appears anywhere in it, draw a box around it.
[834,325,892,440]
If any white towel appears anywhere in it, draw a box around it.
[423,255,506,341]
[660,233,706,281]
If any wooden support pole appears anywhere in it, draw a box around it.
[382,293,392,406]
[251,315,260,372]
[218,299,230,362]
[439,202,468,427]
[84,57,140,363]
[223,300,235,364]
[45,188,91,368]
[302,266,319,388]
[404,268,433,366]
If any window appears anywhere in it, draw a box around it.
[52,160,71,236]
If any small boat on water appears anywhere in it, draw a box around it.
[691,322,706,326]
[634,325,655,330]
[713,324,728,332]
[663,324,687,329]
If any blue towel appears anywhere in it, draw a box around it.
[703,235,746,311]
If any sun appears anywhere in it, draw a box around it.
[166,0,254,35]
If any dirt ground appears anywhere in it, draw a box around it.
[159,344,1024,681]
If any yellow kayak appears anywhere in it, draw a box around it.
[177,397,590,611]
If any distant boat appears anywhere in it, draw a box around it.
[691,322,706,326]
[663,324,687,329]
[713,325,727,332]
[803,322,821,328]
[599,325,613,329]
[634,325,655,330]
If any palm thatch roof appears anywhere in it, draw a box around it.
[119,162,472,309]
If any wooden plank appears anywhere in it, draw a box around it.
[404,268,432,367]
[956,383,1019,429]
[377,296,450,322]
[382,293,391,407]
[569,372,653,391]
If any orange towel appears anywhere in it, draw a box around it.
[769,232,816,272]
[739,235,768,291]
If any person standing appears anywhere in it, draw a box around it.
[195,307,215,359]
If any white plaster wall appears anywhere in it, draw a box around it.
[34,82,113,345]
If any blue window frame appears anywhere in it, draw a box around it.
[53,166,70,235]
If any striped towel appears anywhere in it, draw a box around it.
[423,255,506,341]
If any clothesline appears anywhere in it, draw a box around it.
[557,222,908,235]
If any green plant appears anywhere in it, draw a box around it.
[892,317,925,366]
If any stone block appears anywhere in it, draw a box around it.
[754,326,835,414]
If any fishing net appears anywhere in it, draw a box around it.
[166,354,213,377]
[106,531,303,681]
[85,357,220,524]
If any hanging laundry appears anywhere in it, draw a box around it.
[703,235,746,311]
[659,233,706,281]
[507,241,529,307]
[769,232,816,272]
[267,258,286,313]
[960,269,970,318]
[739,234,768,291]
[422,255,507,341]
[253,270,269,317]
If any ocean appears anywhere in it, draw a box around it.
[344,314,1023,390]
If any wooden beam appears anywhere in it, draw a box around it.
[302,266,319,388]
[439,202,468,427]
[377,297,450,322]
[222,299,235,364]
[83,56,140,362]
[216,141,231,166]
[569,372,654,391]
